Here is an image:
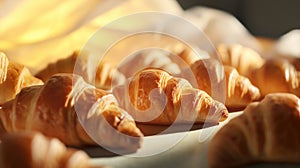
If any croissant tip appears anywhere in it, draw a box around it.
[219,107,229,122]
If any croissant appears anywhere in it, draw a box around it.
[0,73,143,152]
[249,59,300,97]
[0,131,92,168]
[217,44,265,77]
[0,52,43,104]
[208,93,300,168]
[223,66,261,110]
[113,68,228,125]
[182,58,261,111]
[35,51,125,90]
[117,49,181,78]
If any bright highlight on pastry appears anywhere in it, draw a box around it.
[113,68,228,125]
[0,73,143,153]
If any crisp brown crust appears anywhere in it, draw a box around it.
[113,68,228,125]
[0,73,143,152]
[0,52,43,104]
[224,66,261,110]
[187,59,261,111]
[208,93,300,168]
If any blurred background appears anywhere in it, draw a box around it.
[177,0,300,38]
[1,0,299,73]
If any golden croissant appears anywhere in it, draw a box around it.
[249,59,300,97]
[182,58,261,111]
[217,44,265,77]
[0,131,93,168]
[0,73,143,152]
[35,51,125,90]
[0,52,43,104]
[209,93,300,168]
[113,68,228,125]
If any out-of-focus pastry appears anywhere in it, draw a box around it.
[209,93,300,168]
[217,44,265,77]
[117,49,181,78]
[35,51,125,90]
[249,59,300,97]
[0,131,93,168]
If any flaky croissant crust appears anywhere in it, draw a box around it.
[0,73,143,152]
[209,93,300,168]
[113,68,228,125]
[0,52,43,104]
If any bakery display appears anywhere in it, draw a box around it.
[0,131,92,168]
[0,52,43,104]
[36,51,126,90]
[1,3,300,167]
[249,59,300,97]
[208,93,300,168]
[0,73,143,152]
[113,68,228,125]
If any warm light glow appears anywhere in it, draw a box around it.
[0,0,182,73]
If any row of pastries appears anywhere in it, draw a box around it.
[0,41,299,167]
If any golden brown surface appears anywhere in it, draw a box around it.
[183,59,261,111]
[250,59,300,97]
[0,73,143,152]
[224,66,261,110]
[208,93,300,168]
[0,52,43,104]
[113,68,228,125]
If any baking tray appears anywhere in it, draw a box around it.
[86,112,242,168]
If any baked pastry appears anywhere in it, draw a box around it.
[35,51,125,90]
[117,49,181,78]
[217,44,265,77]
[224,66,261,110]
[208,93,300,168]
[113,68,228,125]
[249,59,300,97]
[0,52,43,104]
[183,58,261,111]
[0,131,92,168]
[0,73,143,152]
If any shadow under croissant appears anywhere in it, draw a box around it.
[82,145,122,158]
[80,122,218,158]
[136,122,218,136]
[79,142,143,158]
